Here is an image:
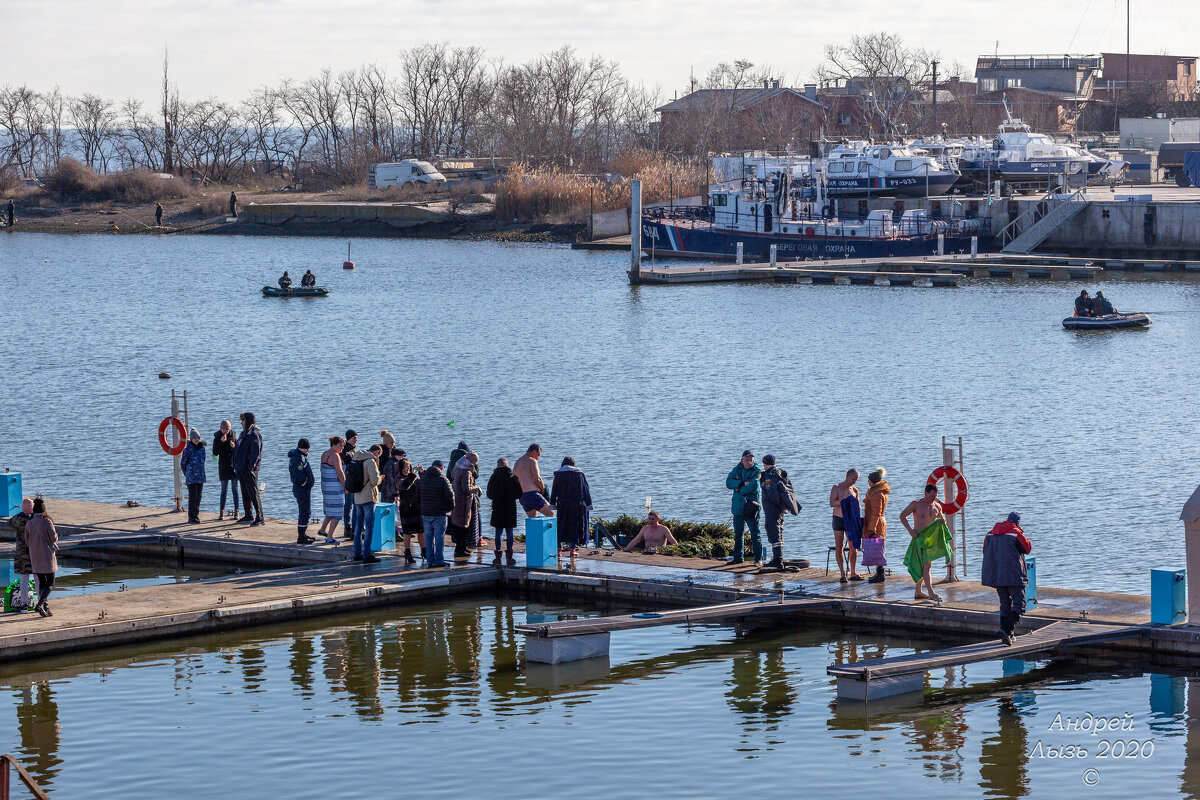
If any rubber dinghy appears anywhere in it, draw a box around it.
[1062,313,1151,330]
[263,286,329,297]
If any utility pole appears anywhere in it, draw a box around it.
[930,60,939,135]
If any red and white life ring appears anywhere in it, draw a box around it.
[158,416,187,456]
[927,465,969,513]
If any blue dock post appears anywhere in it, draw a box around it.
[370,502,396,552]
[1151,568,1187,625]
[2,470,20,517]
[1026,556,1037,609]
[525,517,558,568]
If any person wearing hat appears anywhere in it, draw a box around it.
[289,438,316,544]
[725,450,763,565]
[759,454,800,571]
[340,429,359,539]
[379,430,396,466]
[982,512,1033,645]
[180,428,207,523]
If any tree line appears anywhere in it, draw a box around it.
[0,43,658,186]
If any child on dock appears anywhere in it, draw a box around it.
[982,512,1032,646]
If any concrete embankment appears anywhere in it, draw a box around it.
[1,498,1194,667]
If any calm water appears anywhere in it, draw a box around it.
[0,598,1194,799]
[2,556,228,597]
[2,232,1199,593]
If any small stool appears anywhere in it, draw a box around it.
[825,545,850,574]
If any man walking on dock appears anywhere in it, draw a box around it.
[726,450,762,565]
[982,512,1032,645]
[900,484,951,602]
[233,412,264,525]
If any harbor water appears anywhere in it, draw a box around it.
[2,233,1199,593]
[0,598,1194,799]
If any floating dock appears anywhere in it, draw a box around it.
[2,498,1197,704]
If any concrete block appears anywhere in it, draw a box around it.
[1151,567,1187,625]
[371,503,396,551]
[2,472,21,517]
[525,517,558,568]
[836,672,924,701]
[524,631,610,664]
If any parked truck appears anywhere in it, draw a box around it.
[367,160,447,189]
[1156,142,1200,186]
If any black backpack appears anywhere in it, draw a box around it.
[345,459,366,494]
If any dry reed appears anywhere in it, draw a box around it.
[495,149,705,223]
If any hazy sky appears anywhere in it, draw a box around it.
[8,0,1200,105]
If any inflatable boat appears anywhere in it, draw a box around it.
[1062,313,1151,330]
[263,286,328,298]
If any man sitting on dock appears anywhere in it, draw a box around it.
[1074,290,1093,317]
[301,270,316,288]
[623,510,678,554]
[513,444,554,518]
[278,271,293,290]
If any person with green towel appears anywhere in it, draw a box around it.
[900,483,952,602]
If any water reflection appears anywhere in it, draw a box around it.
[13,681,61,784]
[979,697,1030,799]
[726,649,796,740]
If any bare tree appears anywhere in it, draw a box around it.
[816,32,934,138]
[69,93,118,170]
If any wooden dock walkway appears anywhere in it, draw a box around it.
[827,618,1145,700]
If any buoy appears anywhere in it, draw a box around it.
[343,241,354,269]
[158,372,171,379]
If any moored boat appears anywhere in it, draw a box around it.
[1062,313,1150,330]
[263,286,329,297]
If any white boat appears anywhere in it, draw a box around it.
[820,141,960,197]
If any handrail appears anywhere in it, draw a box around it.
[1,755,51,800]
[1000,187,1086,245]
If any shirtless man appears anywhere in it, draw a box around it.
[513,444,555,518]
[623,511,678,553]
[829,469,861,582]
[900,484,946,601]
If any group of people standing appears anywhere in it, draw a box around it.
[7,498,59,617]
[178,413,264,527]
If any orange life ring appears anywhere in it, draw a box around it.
[158,416,187,456]
[927,465,969,513]
[805,226,815,236]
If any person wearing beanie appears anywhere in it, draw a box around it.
[759,454,801,571]
[982,512,1033,645]
[180,427,207,523]
[233,412,264,525]
[289,438,316,544]
[340,429,359,539]
[379,430,396,466]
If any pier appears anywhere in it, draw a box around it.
[2,497,1197,703]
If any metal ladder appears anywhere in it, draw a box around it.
[1000,187,1089,254]
[1,755,50,800]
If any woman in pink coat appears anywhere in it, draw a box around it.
[23,498,59,617]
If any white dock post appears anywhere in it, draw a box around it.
[970,236,978,258]
[937,234,944,256]
[170,390,184,512]
[1180,486,1200,625]
[770,244,777,267]
[630,179,642,281]
[736,242,744,265]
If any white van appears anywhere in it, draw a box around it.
[367,160,447,189]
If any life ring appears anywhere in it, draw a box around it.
[158,416,187,455]
[805,226,815,236]
[927,465,969,513]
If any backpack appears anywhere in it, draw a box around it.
[345,459,366,494]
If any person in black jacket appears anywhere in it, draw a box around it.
[982,512,1033,646]
[1074,290,1092,317]
[340,429,359,539]
[419,461,454,568]
[486,458,523,562]
[213,420,240,520]
[289,439,316,544]
[394,458,423,565]
[233,411,263,525]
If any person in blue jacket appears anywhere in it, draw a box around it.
[289,439,316,544]
[233,412,264,525]
[726,450,763,564]
[180,428,207,523]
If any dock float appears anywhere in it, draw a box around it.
[516,595,838,663]
[827,618,1144,701]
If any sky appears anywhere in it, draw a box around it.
[7,0,1200,106]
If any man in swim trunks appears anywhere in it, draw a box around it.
[830,469,860,582]
[513,443,555,518]
[900,484,947,601]
[623,511,678,553]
